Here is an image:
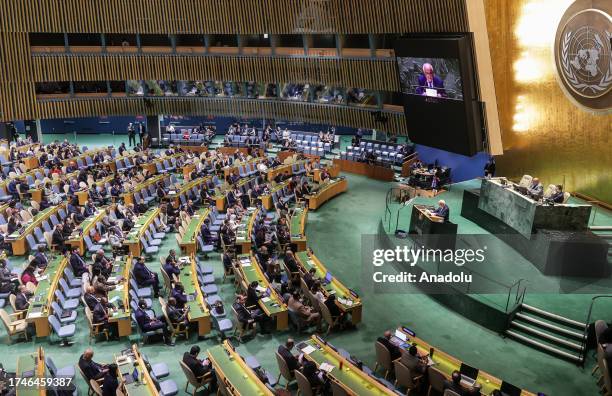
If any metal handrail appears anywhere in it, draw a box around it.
[579,295,612,364]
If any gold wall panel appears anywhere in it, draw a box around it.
[484,0,611,203]
[30,55,400,91]
[0,0,467,34]
[36,98,406,133]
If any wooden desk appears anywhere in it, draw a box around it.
[16,348,47,396]
[7,205,62,255]
[123,208,159,257]
[121,174,167,206]
[295,251,362,324]
[116,344,159,396]
[395,326,535,396]
[235,207,258,254]
[301,336,395,395]
[23,156,39,171]
[260,180,289,210]
[179,208,211,255]
[313,163,340,182]
[333,158,395,182]
[207,340,274,396]
[67,208,107,254]
[26,256,67,337]
[171,177,209,207]
[308,178,348,210]
[177,255,211,336]
[290,206,308,252]
[236,254,288,331]
[108,256,132,337]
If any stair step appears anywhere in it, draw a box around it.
[505,330,583,363]
[515,313,585,340]
[510,321,583,350]
[521,303,586,328]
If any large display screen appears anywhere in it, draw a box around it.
[397,57,463,101]
[395,34,484,156]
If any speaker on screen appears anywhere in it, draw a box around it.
[395,34,485,156]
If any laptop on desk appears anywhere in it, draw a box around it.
[322,272,333,285]
[390,329,408,348]
[460,363,479,387]
[500,381,522,396]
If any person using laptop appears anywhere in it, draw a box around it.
[303,268,317,289]
[78,348,109,381]
[400,344,428,375]
[443,371,465,395]
[377,330,401,360]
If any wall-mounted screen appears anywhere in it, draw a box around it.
[397,57,463,101]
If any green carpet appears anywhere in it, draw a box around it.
[1,138,609,395]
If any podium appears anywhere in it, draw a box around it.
[409,205,457,250]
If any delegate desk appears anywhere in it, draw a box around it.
[67,208,107,254]
[290,206,308,251]
[16,348,47,396]
[179,208,211,255]
[313,163,340,182]
[235,207,258,254]
[408,205,457,251]
[122,174,168,207]
[107,256,131,337]
[478,178,591,239]
[333,158,395,182]
[26,256,67,337]
[176,255,211,336]
[170,176,209,207]
[207,340,274,396]
[115,344,159,396]
[300,335,395,395]
[295,251,362,324]
[124,208,160,256]
[6,205,62,255]
[307,178,348,210]
[394,326,535,396]
[260,180,289,210]
[236,254,288,331]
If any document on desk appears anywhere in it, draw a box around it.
[301,345,316,355]
[319,363,335,373]
[241,262,252,267]
[261,297,271,303]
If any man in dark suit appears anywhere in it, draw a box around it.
[303,268,317,290]
[232,294,263,338]
[278,338,301,372]
[377,330,401,361]
[166,297,188,326]
[138,122,146,146]
[78,348,108,381]
[52,224,66,252]
[92,297,111,335]
[133,256,161,297]
[246,281,261,308]
[163,250,180,280]
[182,345,217,391]
[14,285,31,311]
[416,63,446,97]
[432,199,450,222]
[32,246,49,269]
[69,248,88,277]
[550,185,565,204]
[134,299,174,345]
[127,123,136,146]
[400,345,427,374]
[283,249,299,274]
[84,286,101,311]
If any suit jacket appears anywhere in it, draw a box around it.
[171,288,188,309]
[284,256,299,273]
[15,292,30,311]
[92,302,108,324]
[33,252,49,268]
[182,352,211,379]
[84,292,101,311]
[416,75,445,95]
[133,261,154,285]
[162,262,180,278]
[377,337,401,361]
[246,286,260,307]
[433,205,450,222]
[232,302,252,323]
[78,355,105,380]
[400,352,426,374]
[70,253,88,276]
[102,373,119,396]
[134,307,155,330]
[52,229,65,247]
[278,345,300,371]
[167,304,186,323]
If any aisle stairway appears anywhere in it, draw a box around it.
[506,303,587,363]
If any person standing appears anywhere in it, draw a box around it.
[127,123,136,146]
[138,122,146,146]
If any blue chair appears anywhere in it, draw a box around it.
[148,223,165,239]
[48,315,75,346]
[130,278,153,298]
[59,278,81,299]
[149,372,178,396]
[132,313,164,345]
[205,294,222,305]
[63,268,82,288]
[201,284,218,295]
[54,290,79,310]
[129,298,154,317]
[144,230,162,246]
[45,356,76,380]
[27,234,46,251]
[141,353,170,379]
[140,237,159,255]
[83,235,103,254]
[51,301,77,324]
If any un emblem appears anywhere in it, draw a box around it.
[554,1,612,112]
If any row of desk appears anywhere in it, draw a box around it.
[290,205,308,252]
[7,204,63,256]
[236,254,289,331]
[307,178,348,210]
[177,255,211,337]
[25,255,67,337]
[179,207,211,255]
[124,207,161,256]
